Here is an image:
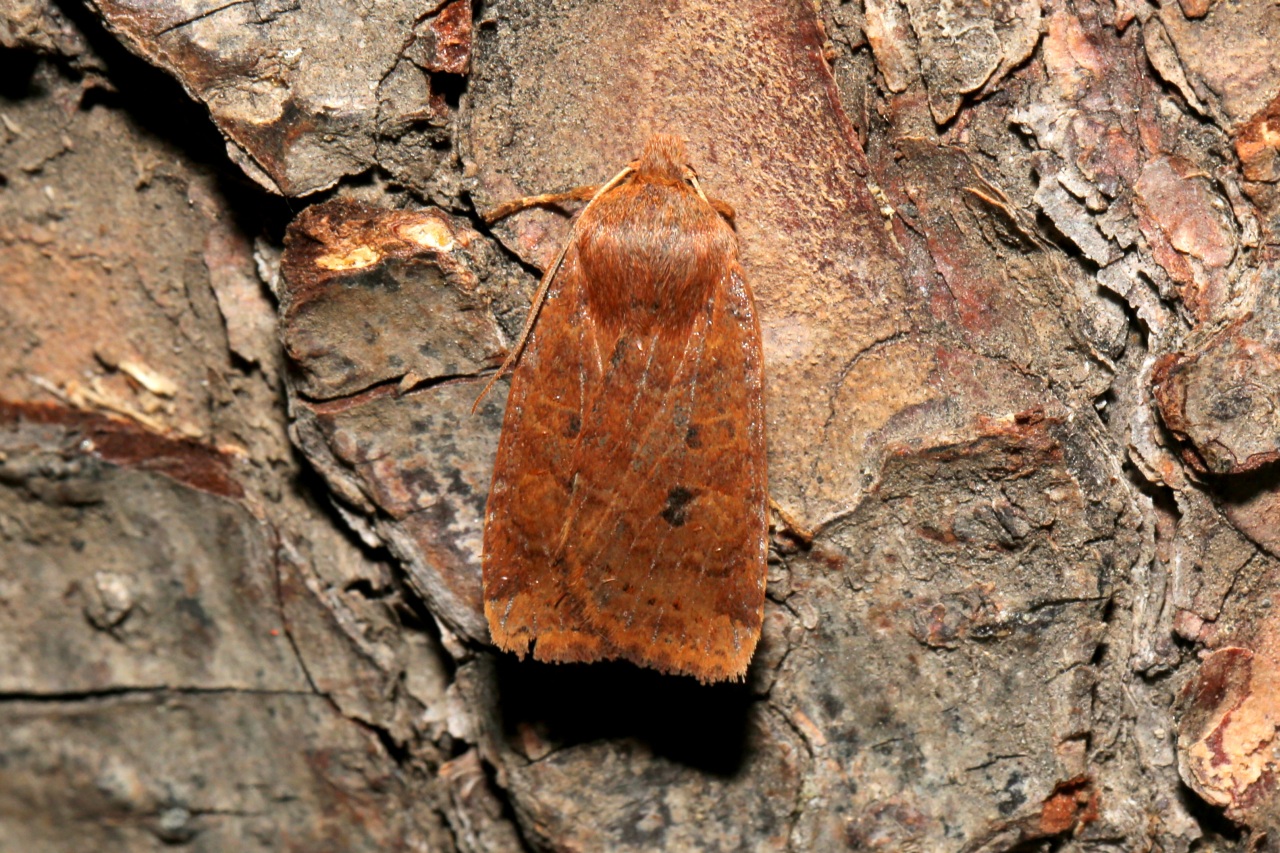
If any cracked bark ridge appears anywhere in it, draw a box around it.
[289,381,497,643]
[279,199,530,642]
[87,0,469,196]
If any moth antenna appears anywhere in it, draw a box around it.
[688,173,711,205]
[472,166,636,412]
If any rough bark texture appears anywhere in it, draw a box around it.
[3,0,1280,850]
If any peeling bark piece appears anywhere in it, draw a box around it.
[1141,18,1212,118]
[1177,644,1280,830]
[1031,5,1151,188]
[1034,180,1122,265]
[1157,0,1280,128]
[904,0,1041,124]
[1153,343,1280,476]
[89,0,445,195]
[863,0,921,93]
[189,180,280,374]
[279,199,505,401]
[1152,275,1280,475]
[1133,156,1237,319]
[1134,158,1236,269]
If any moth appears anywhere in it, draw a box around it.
[480,134,767,683]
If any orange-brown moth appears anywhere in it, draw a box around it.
[479,134,766,683]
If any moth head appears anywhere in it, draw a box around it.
[635,134,691,182]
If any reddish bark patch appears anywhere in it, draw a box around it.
[415,0,473,74]
[1038,775,1099,835]
[0,399,243,499]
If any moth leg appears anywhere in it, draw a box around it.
[472,166,635,409]
[483,185,603,223]
[707,196,736,226]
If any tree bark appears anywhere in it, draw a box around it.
[3,0,1279,850]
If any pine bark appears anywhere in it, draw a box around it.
[3,0,1279,850]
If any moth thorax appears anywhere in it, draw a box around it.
[577,214,726,327]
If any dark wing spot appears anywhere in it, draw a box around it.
[610,336,629,369]
[563,413,582,438]
[660,486,695,527]
[684,425,702,448]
